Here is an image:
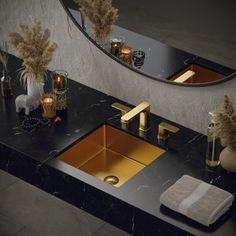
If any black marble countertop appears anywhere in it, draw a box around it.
[0,55,236,236]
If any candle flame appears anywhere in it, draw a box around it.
[44,97,53,103]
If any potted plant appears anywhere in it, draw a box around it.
[7,18,57,114]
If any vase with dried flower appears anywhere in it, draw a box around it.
[210,95,236,172]
[73,0,118,47]
[7,18,57,115]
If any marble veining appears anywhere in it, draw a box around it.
[0,57,235,235]
[0,3,236,236]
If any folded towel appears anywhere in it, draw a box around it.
[160,175,234,226]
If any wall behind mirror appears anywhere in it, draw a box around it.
[62,0,236,86]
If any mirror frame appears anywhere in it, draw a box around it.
[59,0,236,87]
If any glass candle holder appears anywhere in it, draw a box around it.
[52,70,68,110]
[120,45,132,65]
[132,50,145,69]
[41,93,57,118]
[53,70,68,91]
[110,37,124,56]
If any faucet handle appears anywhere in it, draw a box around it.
[111,102,131,116]
[173,70,195,83]
[157,122,180,141]
[139,111,150,132]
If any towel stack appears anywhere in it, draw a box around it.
[160,175,234,226]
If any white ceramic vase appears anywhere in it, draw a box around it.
[219,146,236,172]
[27,78,44,99]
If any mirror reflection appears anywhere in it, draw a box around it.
[61,0,236,86]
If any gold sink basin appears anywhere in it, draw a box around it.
[57,125,165,187]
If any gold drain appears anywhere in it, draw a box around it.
[104,175,119,185]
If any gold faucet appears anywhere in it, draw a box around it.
[111,102,131,116]
[157,122,180,141]
[121,101,151,132]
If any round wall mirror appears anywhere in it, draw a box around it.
[60,0,236,86]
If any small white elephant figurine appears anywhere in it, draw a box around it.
[15,94,40,115]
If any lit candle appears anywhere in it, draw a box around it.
[52,70,68,111]
[120,45,132,65]
[110,39,122,56]
[54,75,66,91]
[41,94,56,118]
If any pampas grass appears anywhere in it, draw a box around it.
[74,0,118,40]
[210,95,236,149]
[7,18,57,84]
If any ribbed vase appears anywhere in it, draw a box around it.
[27,78,44,99]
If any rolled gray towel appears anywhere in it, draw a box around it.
[160,175,234,226]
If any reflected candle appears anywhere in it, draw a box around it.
[110,39,122,56]
[120,46,132,65]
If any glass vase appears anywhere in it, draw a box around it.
[1,69,12,98]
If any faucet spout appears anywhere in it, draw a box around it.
[121,101,150,132]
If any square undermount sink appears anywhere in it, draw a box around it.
[57,125,165,187]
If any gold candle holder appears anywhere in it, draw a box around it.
[41,93,57,118]
[120,45,132,65]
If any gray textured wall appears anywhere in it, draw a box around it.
[0,0,235,134]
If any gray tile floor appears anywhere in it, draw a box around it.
[0,170,131,236]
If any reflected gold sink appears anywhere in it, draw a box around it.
[170,64,224,83]
[57,125,165,187]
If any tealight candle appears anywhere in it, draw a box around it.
[120,45,132,65]
[41,93,56,118]
[110,39,122,56]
